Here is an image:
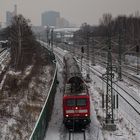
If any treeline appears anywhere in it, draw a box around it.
[4,15,42,71]
[74,13,140,52]
[97,13,140,44]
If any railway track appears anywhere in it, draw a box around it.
[123,64,139,73]
[0,48,9,63]
[88,63,140,106]
[68,131,86,140]
[92,57,140,85]
[42,42,140,132]
[89,53,139,75]
[58,42,139,76]
[72,56,140,131]
[54,47,140,111]
[85,62,140,131]
[0,48,7,53]
[64,46,140,85]
[54,51,87,140]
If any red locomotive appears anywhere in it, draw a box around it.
[63,53,90,129]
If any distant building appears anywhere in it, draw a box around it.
[6,4,17,26]
[6,11,13,26]
[41,11,60,27]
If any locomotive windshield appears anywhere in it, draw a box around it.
[66,99,87,107]
[67,99,76,106]
[77,99,86,106]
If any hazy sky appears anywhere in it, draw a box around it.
[0,0,140,26]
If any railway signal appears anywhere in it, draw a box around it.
[81,46,84,53]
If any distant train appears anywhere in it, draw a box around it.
[63,53,90,130]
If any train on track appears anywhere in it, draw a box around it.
[63,53,91,130]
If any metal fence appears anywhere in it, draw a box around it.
[29,55,57,140]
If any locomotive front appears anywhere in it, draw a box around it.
[63,53,91,130]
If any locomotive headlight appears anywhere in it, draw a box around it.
[75,107,78,110]
[85,114,88,117]
[66,115,69,117]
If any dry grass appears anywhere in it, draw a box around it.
[0,45,55,139]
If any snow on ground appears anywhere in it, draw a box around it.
[84,65,140,140]
[125,55,140,67]
[44,61,104,140]
[89,74,130,140]
[0,63,54,140]
[45,46,140,140]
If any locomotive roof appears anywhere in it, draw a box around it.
[63,53,82,81]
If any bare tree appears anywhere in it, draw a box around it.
[99,13,112,27]
[8,15,37,71]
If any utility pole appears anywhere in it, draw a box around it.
[87,36,90,79]
[81,46,84,71]
[92,37,95,66]
[51,28,54,52]
[136,45,139,75]
[118,29,122,80]
[86,30,91,82]
[46,28,49,43]
[103,30,116,131]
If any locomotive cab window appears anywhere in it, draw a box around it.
[77,99,86,106]
[66,99,76,106]
[66,99,87,107]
